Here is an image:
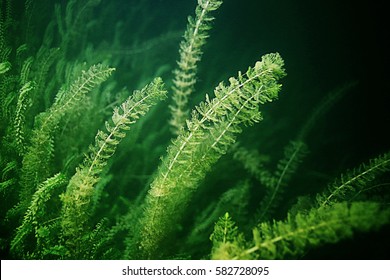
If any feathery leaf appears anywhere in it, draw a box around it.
[170,0,223,134]
[138,53,285,258]
[60,78,166,257]
[317,151,390,208]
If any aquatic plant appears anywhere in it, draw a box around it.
[0,0,389,260]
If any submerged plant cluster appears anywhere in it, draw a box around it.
[0,0,389,259]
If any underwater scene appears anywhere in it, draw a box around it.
[0,0,389,260]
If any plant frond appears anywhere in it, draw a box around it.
[217,201,390,259]
[18,64,114,209]
[0,61,11,74]
[210,212,238,246]
[10,173,66,257]
[60,78,166,256]
[83,77,167,178]
[170,0,223,135]
[0,160,17,193]
[20,56,34,84]
[138,53,285,258]
[232,143,272,183]
[297,81,358,141]
[317,151,390,208]
[187,180,250,249]
[210,212,246,260]
[257,141,308,222]
[13,81,35,155]
[51,64,115,121]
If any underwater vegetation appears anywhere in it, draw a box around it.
[0,0,389,260]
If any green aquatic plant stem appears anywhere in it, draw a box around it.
[10,173,66,257]
[211,201,390,259]
[13,81,35,155]
[251,202,390,259]
[60,78,166,256]
[317,151,390,208]
[170,0,223,135]
[18,64,114,211]
[138,53,285,258]
[257,141,308,222]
